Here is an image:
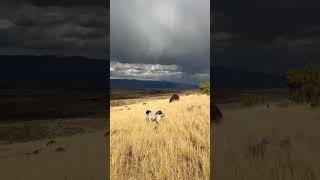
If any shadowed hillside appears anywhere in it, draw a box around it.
[212,66,286,89]
[0,55,108,89]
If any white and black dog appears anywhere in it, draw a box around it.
[146,110,165,123]
[146,110,153,121]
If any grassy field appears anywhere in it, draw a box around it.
[213,101,320,180]
[110,94,210,180]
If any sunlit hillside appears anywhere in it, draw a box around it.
[110,94,210,180]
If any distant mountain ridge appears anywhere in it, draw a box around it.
[212,66,287,89]
[0,55,108,90]
[110,79,197,90]
[0,55,287,90]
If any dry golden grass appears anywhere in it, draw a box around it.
[213,103,320,180]
[110,94,210,180]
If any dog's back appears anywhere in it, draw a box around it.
[155,111,165,122]
[169,94,180,103]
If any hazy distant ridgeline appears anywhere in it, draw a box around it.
[0,55,108,89]
[212,66,287,89]
[0,55,289,90]
[110,95,210,179]
[110,79,197,90]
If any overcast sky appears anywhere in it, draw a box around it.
[111,0,210,84]
[0,0,108,58]
[212,0,320,74]
[2,0,320,81]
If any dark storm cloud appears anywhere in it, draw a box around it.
[212,0,320,73]
[0,1,108,58]
[111,0,210,83]
[28,0,106,7]
[214,0,320,41]
[4,0,107,7]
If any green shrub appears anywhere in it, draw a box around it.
[199,81,210,95]
[287,63,320,106]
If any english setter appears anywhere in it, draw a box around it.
[146,110,165,123]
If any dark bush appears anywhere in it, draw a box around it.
[169,94,180,103]
[287,63,320,106]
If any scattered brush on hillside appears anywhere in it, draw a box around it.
[110,95,210,180]
[288,63,320,106]
[243,95,267,106]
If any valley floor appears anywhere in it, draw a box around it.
[0,131,107,180]
[213,101,320,180]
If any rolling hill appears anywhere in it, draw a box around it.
[110,79,197,90]
[0,55,108,90]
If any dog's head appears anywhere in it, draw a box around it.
[146,110,152,115]
[155,111,165,117]
[155,111,162,115]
